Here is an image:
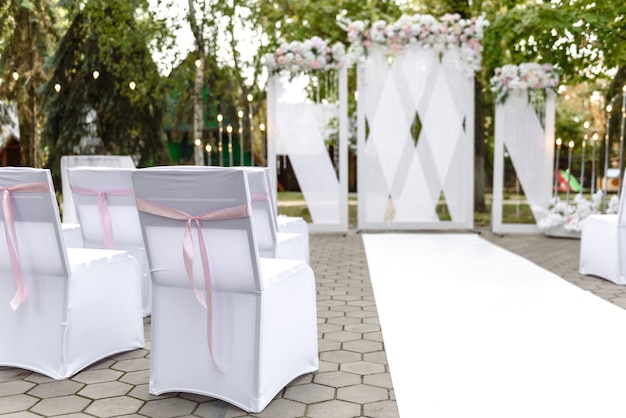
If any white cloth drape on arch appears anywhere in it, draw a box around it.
[357,46,474,230]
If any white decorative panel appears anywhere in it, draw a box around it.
[357,47,474,230]
[267,69,348,232]
[492,90,555,234]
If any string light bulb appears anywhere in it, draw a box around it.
[568,140,574,149]
[129,81,136,90]
[194,138,202,147]
[556,138,562,147]
[607,104,613,113]
[217,114,223,123]
[259,123,265,132]
[226,125,233,134]
[247,94,253,102]
[92,70,100,80]
[12,71,19,81]
[54,83,62,93]
[195,59,201,68]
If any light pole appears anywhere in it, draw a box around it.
[247,94,254,166]
[205,144,212,166]
[259,123,266,166]
[227,125,233,167]
[238,110,244,165]
[217,114,223,166]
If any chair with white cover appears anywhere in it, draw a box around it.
[60,154,136,225]
[68,166,151,316]
[0,167,144,379]
[261,168,310,263]
[240,167,308,263]
[131,167,318,413]
[579,187,626,285]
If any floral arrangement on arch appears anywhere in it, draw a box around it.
[339,13,489,72]
[264,36,348,75]
[490,63,560,104]
[532,190,619,233]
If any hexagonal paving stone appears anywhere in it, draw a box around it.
[253,398,306,418]
[340,361,385,375]
[111,349,149,361]
[78,381,132,399]
[72,369,123,384]
[363,372,394,389]
[363,350,389,365]
[363,330,384,342]
[313,371,361,388]
[30,395,90,416]
[326,316,361,326]
[342,339,383,354]
[317,310,345,319]
[0,369,32,383]
[316,323,342,334]
[337,384,388,403]
[306,399,361,418]
[283,383,334,404]
[0,394,38,414]
[119,369,150,385]
[27,379,83,398]
[319,350,361,364]
[85,395,143,417]
[322,331,361,343]
[363,399,400,417]
[0,380,35,397]
[317,360,339,373]
[139,397,198,417]
[345,310,378,319]
[317,339,341,352]
[343,323,380,333]
[193,399,248,418]
[111,357,150,373]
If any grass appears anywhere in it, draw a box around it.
[277,192,537,228]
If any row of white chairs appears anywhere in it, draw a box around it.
[0,164,318,414]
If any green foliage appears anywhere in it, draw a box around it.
[40,0,171,186]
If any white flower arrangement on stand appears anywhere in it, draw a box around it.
[490,63,560,104]
[339,13,489,73]
[532,191,620,237]
[264,37,348,75]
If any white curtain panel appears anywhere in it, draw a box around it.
[267,71,348,231]
[357,46,474,229]
[492,90,555,233]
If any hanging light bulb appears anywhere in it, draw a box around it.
[195,59,201,68]
[129,81,136,90]
[54,83,62,93]
[92,70,100,80]
[12,71,19,81]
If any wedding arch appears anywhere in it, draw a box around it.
[490,63,559,234]
[266,38,349,232]
[348,14,488,230]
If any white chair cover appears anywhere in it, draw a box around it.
[0,167,144,379]
[238,167,308,263]
[68,167,151,316]
[131,167,318,413]
[60,155,135,224]
[579,186,626,285]
[260,167,310,264]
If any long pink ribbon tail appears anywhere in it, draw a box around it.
[70,185,133,250]
[135,197,251,373]
[1,181,54,310]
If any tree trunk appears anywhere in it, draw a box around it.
[474,78,487,213]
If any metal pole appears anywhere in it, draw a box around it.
[247,94,254,166]
[217,114,223,166]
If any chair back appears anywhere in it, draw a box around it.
[0,167,69,309]
[61,155,135,224]
[240,168,278,256]
[132,167,261,294]
[68,167,141,250]
[618,182,626,225]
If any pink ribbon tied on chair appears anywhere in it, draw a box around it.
[70,185,134,250]
[135,197,251,373]
[0,181,53,310]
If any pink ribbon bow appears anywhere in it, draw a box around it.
[70,185,134,249]
[1,181,53,310]
[135,197,251,373]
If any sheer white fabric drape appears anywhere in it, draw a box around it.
[357,46,474,229]
[492,90,555,233]
[267,69,348,232]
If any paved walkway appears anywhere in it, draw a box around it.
[1,228,624,417]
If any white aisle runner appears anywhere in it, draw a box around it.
[363,233,626,418]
